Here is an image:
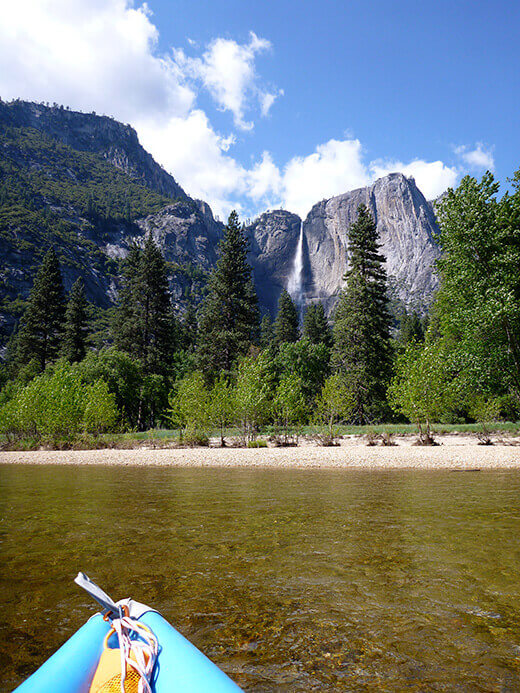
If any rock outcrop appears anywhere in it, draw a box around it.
[0,102,217,341]
[136,200,222,269]
[246,210,301,316]
[0,100,186,199]
[0,99,442,349]
[303,173,440,314]
[246,174,440,317]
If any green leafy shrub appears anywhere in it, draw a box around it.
[183,429,210,447]
[272,372,306,445]
[208,374,234,446]
[168,371,210,442]
[388,340,453,444]
[0,360,118,444]
[234,352,274,443]
[77,348,167,430]
[314,373,355,445]
[247,439,267,448]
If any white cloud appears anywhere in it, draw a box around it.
[0,0,276,218]
[260,89,284,117]
[244,144,462,218]
[281,139,370,217]
[173,32,273,130]
[454,143,495,171]
[370,159,459,200]
[0,0,194,123]
[137,109,247,220]
[247,151,282,202]
[0,0,490,221]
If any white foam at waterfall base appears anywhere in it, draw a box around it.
[287,222,304,308]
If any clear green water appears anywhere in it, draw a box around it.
[2,465,520,691]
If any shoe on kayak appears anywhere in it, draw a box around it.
[15,572,242,693]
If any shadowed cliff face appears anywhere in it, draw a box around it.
[246,210,302,317]
[141,175,439,319]
[136,200,222,270]
[101,199,224,306]
[0,101,217,342]
[0,199,223,339]
[0,101,440,346]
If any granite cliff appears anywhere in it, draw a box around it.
[246,210,302,316]
[0,99,441,349]
[246,173,440,317]
[302,173,440,315]
[0,100,221,343]
[0,100,186,199]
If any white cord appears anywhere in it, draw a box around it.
[111,616,158,693]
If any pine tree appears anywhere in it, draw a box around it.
[15,249,66,371]
[62,278,89,362]
[181,300,199,352]
[259,313,275,350]
[138,235,176,373]
[112,237,176,374]
[274,289,299,345]
[397,310,425,348]
[112,243,142,355]
[303,302,332,347]
[332,205,392,423]
[197,211,259,377]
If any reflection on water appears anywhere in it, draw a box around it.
[2,465,520,691]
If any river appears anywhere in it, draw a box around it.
[1,465,520,691]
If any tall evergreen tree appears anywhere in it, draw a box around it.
[259,313,275,350]
[138,235,176,373]
[15,249,66,371]
[303,302,332,347]
[61,278,89,362]
[181,300,199,352]
[274,289,299,345]
[397,310,425,348]
[332,205,392,423]
[112,237,176,373]
[197,211,259,377]
[112,243,142,355]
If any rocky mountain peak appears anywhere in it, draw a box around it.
[246,174,440,317]
[0,99,186,200]
[301,173,440,315]
[246,210,301,316]
[0,99,442,345]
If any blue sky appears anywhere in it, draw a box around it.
[1,0,518,218]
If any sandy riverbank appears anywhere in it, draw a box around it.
[2,435,520,469]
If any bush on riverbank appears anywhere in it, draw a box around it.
[0,360,118,445]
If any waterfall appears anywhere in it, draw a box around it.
[287,221,304,308]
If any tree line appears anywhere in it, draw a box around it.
[1,168,519,446]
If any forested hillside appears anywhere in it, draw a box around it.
[5,100,518,450]
[0,114,224,348]
[0,123,172,335]
[1,168,519,447]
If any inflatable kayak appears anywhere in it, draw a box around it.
[15,573,242,692]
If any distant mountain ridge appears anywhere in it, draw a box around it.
[0,100,221,345]
[0,100,186,200]
[0,99,441,349]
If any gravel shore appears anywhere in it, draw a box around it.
[2,436,520,469]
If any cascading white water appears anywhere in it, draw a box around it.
[287,221,304,308]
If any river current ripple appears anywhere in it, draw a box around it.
[1,465,520,691]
